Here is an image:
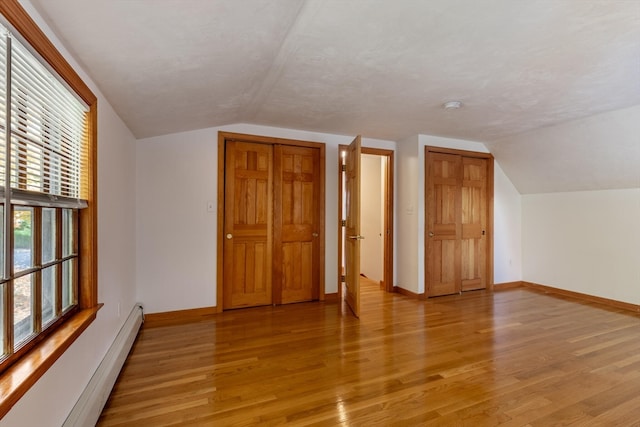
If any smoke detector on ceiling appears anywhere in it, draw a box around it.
[443,100,463,110]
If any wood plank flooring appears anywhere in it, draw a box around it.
[98,279,640,426]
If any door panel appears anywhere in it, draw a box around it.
[461,157,487,291]
[223,141,273,309]
[426,152,461,296]
[344,136,362,317]
[275,145,320,304]
[281,242,313,301]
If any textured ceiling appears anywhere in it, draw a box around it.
[29,0,640,192]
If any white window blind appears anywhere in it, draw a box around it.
[0,30,7,190]
[0,23,89,208]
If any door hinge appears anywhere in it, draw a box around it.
[341,275,346,282]
[341,219,346,227]
[341,164,346,172]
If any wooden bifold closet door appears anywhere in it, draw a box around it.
[425,148,493,297]
[223,141,273,309]
[223,140,321,309]
[274,145,321,305]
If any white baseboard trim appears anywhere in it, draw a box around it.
[63,303,144,427]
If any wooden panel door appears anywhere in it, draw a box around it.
[344,135,362,317]
[223,141,273,309]
[461,157,488,291]
[274,145,321,304]
[426,152,461,296]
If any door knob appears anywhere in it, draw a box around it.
[428,231,434,237]
[348,235,365,240]
[226,233,233,239]
[312,232,319,237]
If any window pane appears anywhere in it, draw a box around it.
[42,265,56,325]
[0,283,4,354]
[42,208,56,263]
[62,209,74,257]
[14,274,34,346]
[62,259,75,310]
[14,207,33,272]
[0,204,4,279]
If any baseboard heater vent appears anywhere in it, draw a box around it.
[63,303,144,427]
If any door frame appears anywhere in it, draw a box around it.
[338,145,395,299]
[217,131,326,312]
[424,146,494,298]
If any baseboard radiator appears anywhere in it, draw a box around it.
[63,303,144,427]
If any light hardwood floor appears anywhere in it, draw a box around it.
[98,279,640,426]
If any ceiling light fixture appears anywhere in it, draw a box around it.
[443,100,463,110]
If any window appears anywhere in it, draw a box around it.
[0,0,97,417]
[0,23,88,367]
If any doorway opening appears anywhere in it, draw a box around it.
[338,145,394,306]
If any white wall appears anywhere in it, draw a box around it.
[136,124,395,313]
[360,154,383,282]
[396,135,420,291]
[494,162,522,283]
[1,3,138,426]
[523,189,640,304]
[135,128,217,313]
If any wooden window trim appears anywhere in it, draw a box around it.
[0,306,100,418]
[0,0,98,419]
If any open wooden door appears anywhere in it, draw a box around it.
[344,135,362,317]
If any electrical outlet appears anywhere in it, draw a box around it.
[207,200,215,213]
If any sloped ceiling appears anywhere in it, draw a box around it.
[29,0,640,193]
